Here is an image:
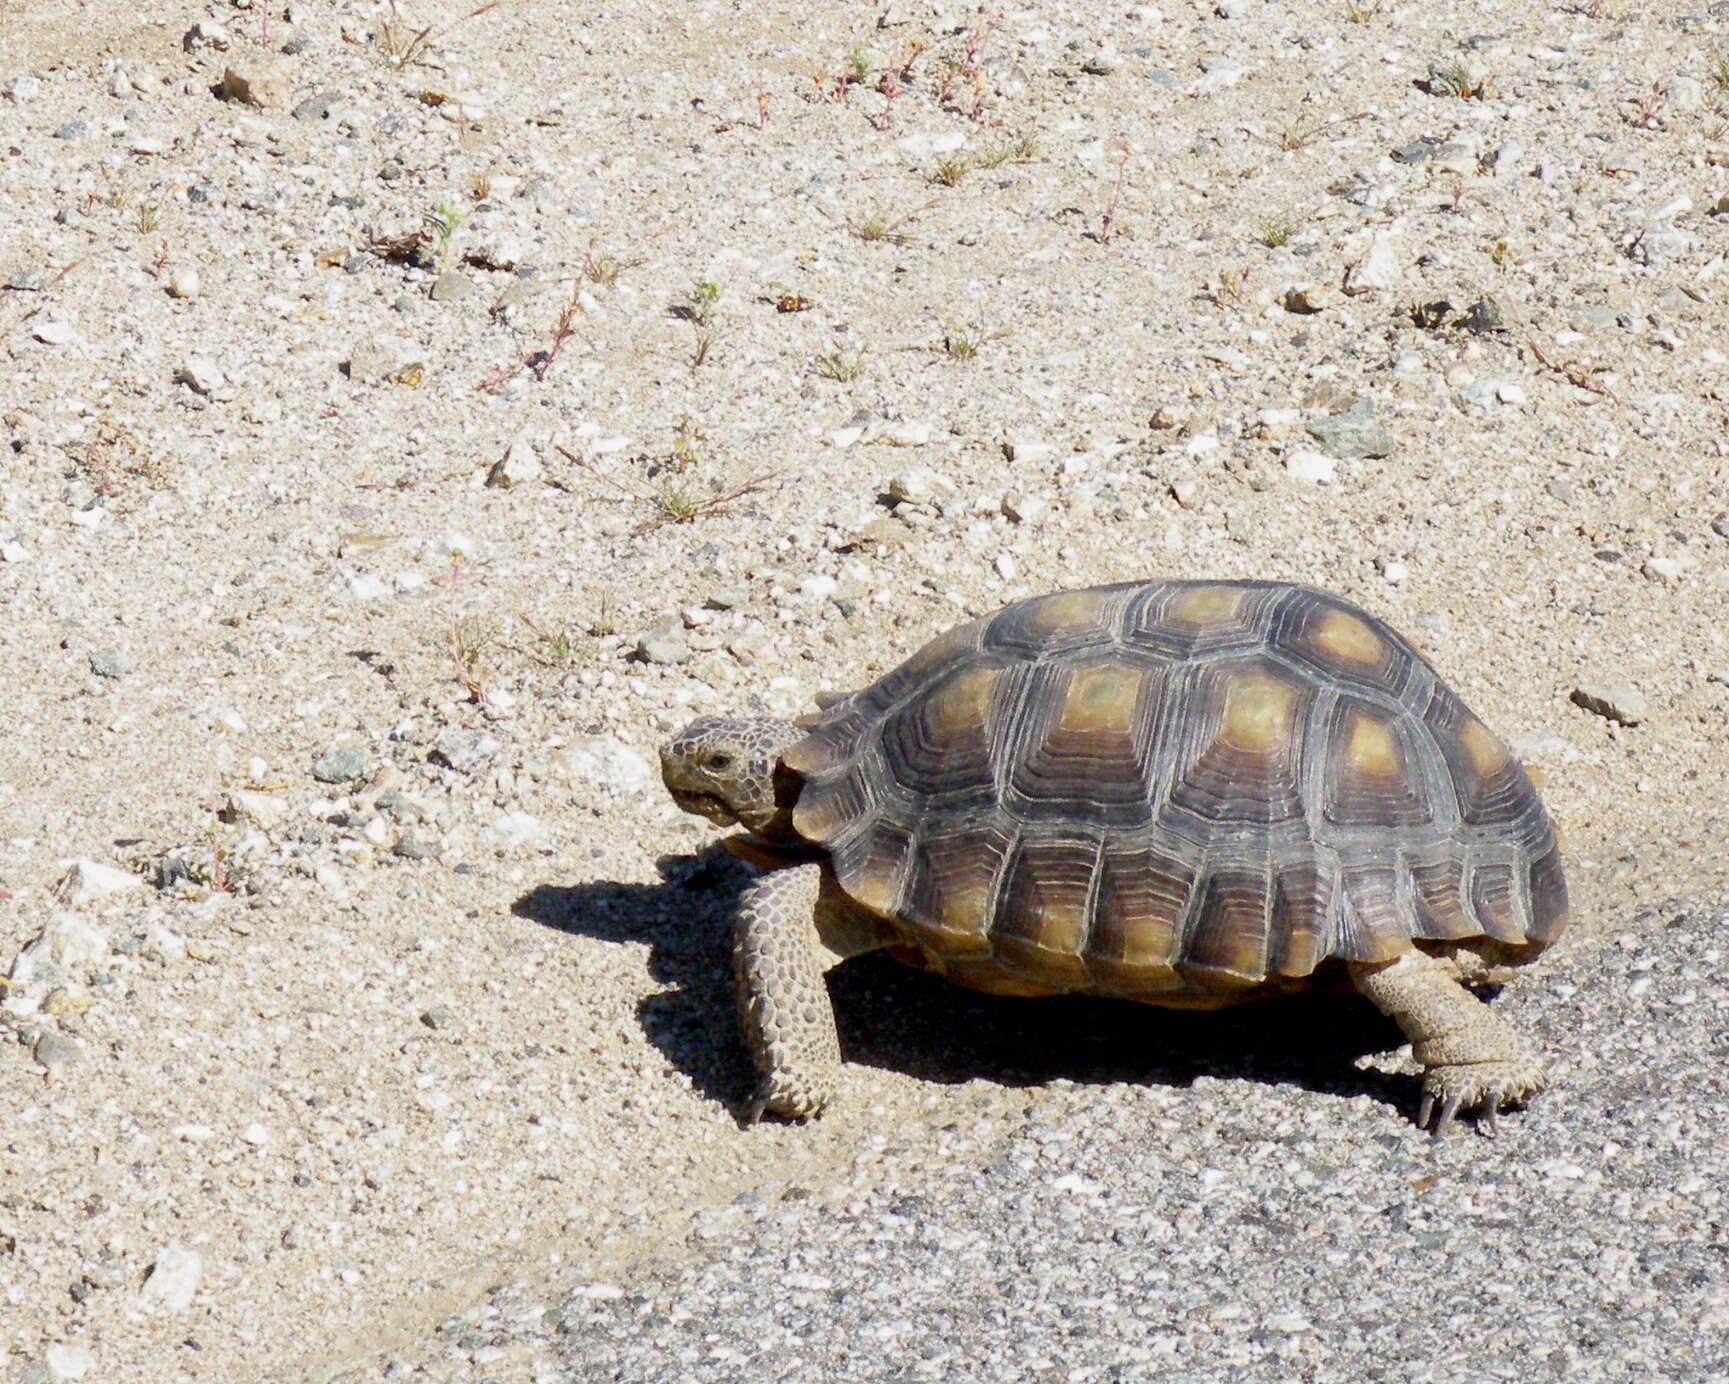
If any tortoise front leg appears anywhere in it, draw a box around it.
[733,862,841,1121]
[1348,949,1547,1135]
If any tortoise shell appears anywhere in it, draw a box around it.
[781,580,1568,1002]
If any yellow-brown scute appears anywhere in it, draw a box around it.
[788,580,1569,999]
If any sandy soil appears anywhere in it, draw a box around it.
[1,0,1726,1378]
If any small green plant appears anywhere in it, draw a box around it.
[1430,60,1488,99]
[1211,267,1252,308]
[849,47,876,83]
[848,201,931,245]
[448,614,498,703]
[931,154,974,187]
[684,278,723,325]
[977,131,1039,168]
[423,198,470,271]
[813,344,866,381]
[1489,238,1512,269]
[133,201,164,234]
[1343,0,1384,21]
[1709,50,1729,91]
[671,417,705,472]
[520,614,578,666]
[651,479,703,523]
[1258,212,1294,248]
[939,322,1008,361]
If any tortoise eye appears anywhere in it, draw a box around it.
[705,753,733,771]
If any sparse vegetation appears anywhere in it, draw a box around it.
[1343,0,1385,22]
[931,154,974,187]
[847,202,930,245]
[447,613,498,703]
[939,322,1009,361]
[375,0,502,69]
[813,344,867,381]
[1258,212,1295,248]
[423,198,470,272]
[1429,60,1489,100]
[133,201,164,235]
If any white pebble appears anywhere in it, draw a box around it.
[167,266,201,299]
[241,1122,272,1146]
[141,1247,203,1313]
[1284,450,1336,485]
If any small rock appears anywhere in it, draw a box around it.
[32,321,76,346]
[1001,492,1047,523]
[555,736,653,792]
[886,468,954,505]
[312,745,368,784]
[167,266,201,299]
[1262,1313,1312,1336]
[432,727,502,773]
[292,89,344,123]
[429,270,476,301]
[489,811,546,849]
[1462,297,1508,335]
[177,358,229,398]
[1571,682,1646,726]
[1343,234,1400,294]
[88,650,128,679]
[1629,222,1687,267]
[222,60,293,109]
[636,630,691,665]
[1305,401,1393,459]
[1003,436,1055,466]
[1283,283,1339,314]
[61,861,141,907]
[43,1343,95,1382]
[141,1247,202,1312]
[485,438,542,488]
[392,831,440,861]
[420,1004,455,1030]
[704,587,746,611]
[1711,513,1729,540]
[183,19,231,50]
[53,121,86,140]
[227,789,287,830]
[33,1030,84,1070]
[1284,450,1336,485]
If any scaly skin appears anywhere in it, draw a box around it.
[732,862,840,1120]
[1350,949,1547,1135]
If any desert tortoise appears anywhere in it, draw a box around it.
[661,579,1568,1132]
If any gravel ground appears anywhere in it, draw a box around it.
[1,0,1727,1378]
[399,896,1729,1383]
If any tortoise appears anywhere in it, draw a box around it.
[661,579,1568,1132]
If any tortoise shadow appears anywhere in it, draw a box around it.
[514,846,1418,1121]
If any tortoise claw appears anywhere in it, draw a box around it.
[1417,1062,1546,1136]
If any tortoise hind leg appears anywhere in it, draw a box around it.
[734,862,842,1121]
[1348,948,1547,1135]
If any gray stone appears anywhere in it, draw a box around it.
[635,630,690,665]
[88,650,128,679]
[1462,297,1507,335]
[311,745,368,784]
[432,728,502,773]
[292,89,345,123]
[429,271,477,301]
[1392,137,1463,165]
[420,1005,455,1030]
[33,1030,85,1070]
[1629,221,1687,267]
[1304,401,1393,459]
[1571,682,1646,726]
[393,831,439,861]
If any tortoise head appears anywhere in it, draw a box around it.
[660,716,806,838]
